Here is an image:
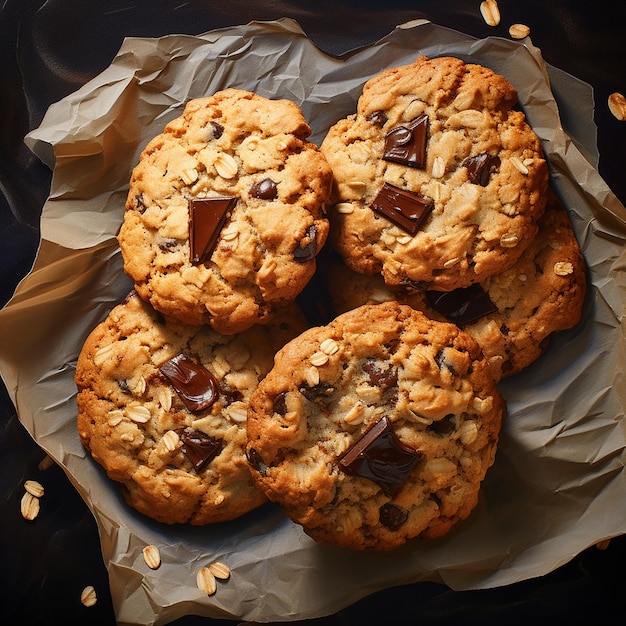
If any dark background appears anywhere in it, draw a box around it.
[1,1,625,624]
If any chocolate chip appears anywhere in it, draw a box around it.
[371,182,434,236]
[298,382,335,402]
[367,110,388,127]
[463,152,501,186]
[218,380,243,404]
[273,391,288,415]
[246,448,268,476]
[337,416,421,498]
[435,348,458,376]
[159,353,219,412]
[178,427,222,473]
[383,115,429,169]
[427,414,456,435]
[211,121,224,139]
[362,359,397,389]
[293,224,318,263]
[379,502,409,530]
[188,196,237,265]
[250,178,278,200]
[426,284,497,327]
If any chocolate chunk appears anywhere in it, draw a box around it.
[427,414,456,435]
[179,427,222,473]
[293,224,318,263]
[362,359,397,390]
[218,380,243,404]
[371,182,434,236]
[463,152,501,186]
[273,391,288,415]
[383,115,429,169]
[250,178,278,200]
[337,416,421,497]
[367,110,388,127]
[188,196,237,265]
[159,353,218,412]
[246,448,268,476]
[426,283,497,327]
[210,121,224,139]
[298,382,335,401]
[379,502,409,530]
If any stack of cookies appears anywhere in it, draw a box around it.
[75,57,586,550]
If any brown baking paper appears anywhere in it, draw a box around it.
[1,18,625,626]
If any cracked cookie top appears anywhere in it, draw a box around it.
[320,56,549,292]
[118,88,332,334]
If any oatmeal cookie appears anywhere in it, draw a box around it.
[246,301,504,550]
[325,191,587,381]
[320,55,548,292]
[75,291,308,525]
[118,88,332,334]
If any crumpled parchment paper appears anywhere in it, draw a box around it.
[1,18,625,626]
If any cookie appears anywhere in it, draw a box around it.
[246,301,504,550]
[75,291,308,525]
[118,88,332,334]
[325,191,587,381]
[320,55,549,292]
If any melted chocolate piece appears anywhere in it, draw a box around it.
[159,354,219,412]
[463,152,501,186]
[362,359,397,390]
[337,416,421,497]
[246,448,268,476]
[188,196,237,265]
[293,224,318,263]
[210,121,224,139]
[218,380,243,404]
[367,110,388,127]
[179,427,222,473]
[273,391,288,415]
[371,182,434,236]
[427,414,456,435]
[250,178,278,200]
[379,502,409,530]
[298,382,335,402]
[426,283,497,327]
[383,115,429,169]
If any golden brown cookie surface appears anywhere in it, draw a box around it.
[119,88,332,333]
[321,56,548,291]
[246,302,504,550]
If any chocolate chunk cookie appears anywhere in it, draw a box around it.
[246,302,504,550]
[75,291,308,525]
[118,88,332,334]
[325,191,587,381]
[320,56,548,292]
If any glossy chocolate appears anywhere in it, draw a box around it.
[371,182,434,235]
[362,359,397,389]
[426,283,497,327]
[337,416,421,497]
[159,353,219,412]
[188,196,236,265]
[293,224,318,262]
[383,115,429,168]
[379,502,409,530]
[463,152,501,186]
[179,427,222,473]
[250,177,278,200]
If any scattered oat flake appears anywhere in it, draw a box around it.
[208,561,231,580]
[196,566,217,595]
[20,491,40,521]
[608,92,626,121]
[24,479,44,498]
[81,585,97,607]
[480,0,500,27]
[509,23,530,39]
[143,545,161,569]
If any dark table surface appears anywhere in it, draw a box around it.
[2,1,626,624]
